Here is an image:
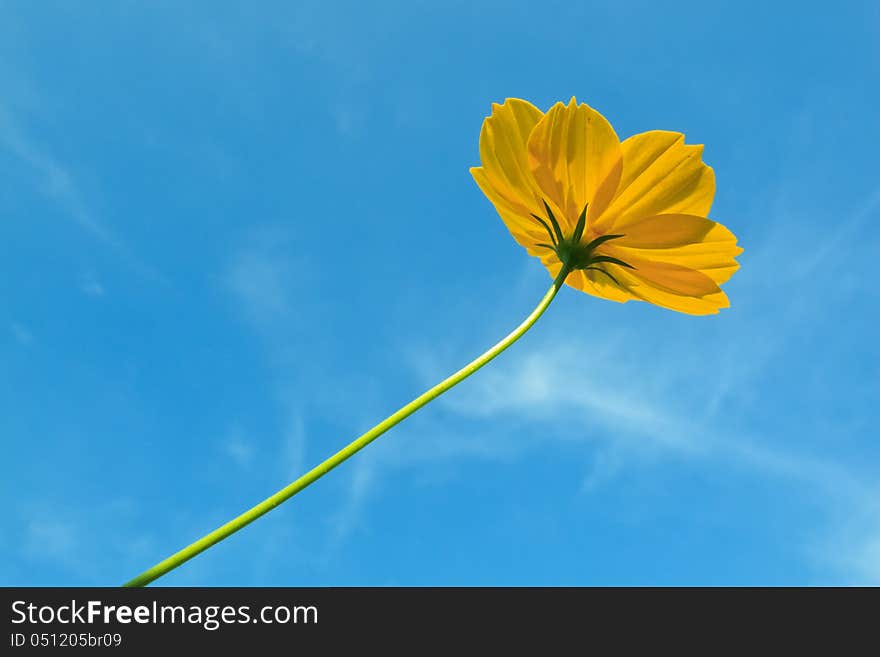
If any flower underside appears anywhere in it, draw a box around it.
[530,199,634,286]
[471,97,744,315]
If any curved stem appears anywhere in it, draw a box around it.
[124,265,572,587]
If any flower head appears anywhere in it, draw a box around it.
[471,97,743,315]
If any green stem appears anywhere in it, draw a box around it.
[124,265,572,587]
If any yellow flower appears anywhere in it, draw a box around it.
[471,97,743,315]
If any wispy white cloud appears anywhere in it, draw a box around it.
[319,185,880,583]
[224,229,309,332]
[407,338,868,493]
[808,502,880,585]
[10,499,157,585]
[786,188,880,282]
[0,102,165,283]
[844,531,880,584]
[0,104,112,242]
[327,456,376,547]
[847,537,880,584]
[375,331,877,584]
[223,428,257,469]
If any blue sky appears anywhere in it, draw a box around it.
[2,1,878,586]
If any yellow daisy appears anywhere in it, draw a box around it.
[471,97,743,315]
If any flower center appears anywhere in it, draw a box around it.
[530,200,635,286]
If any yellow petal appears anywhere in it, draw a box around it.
[474,98,545,214]
[471,167,549,252]
[611,213,743,284]
[470,99,551,251]
[615,260,730,315]
[593,130,715,234]
[527,98,622,234]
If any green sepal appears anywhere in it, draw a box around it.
[571,203,588,244]
[583,233,625,251]
[587,255,636,270]
[529,213,559,247]
[583,266,621,286]
[541,199,566,246]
